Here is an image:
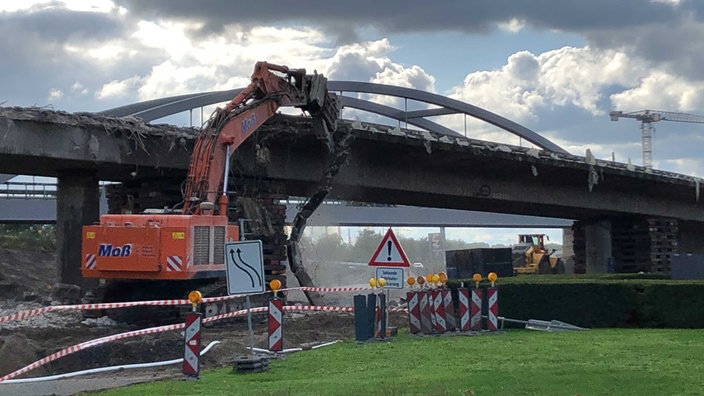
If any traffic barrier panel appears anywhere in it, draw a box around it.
[406,291,421,334]
[431,289,446,333]
[268,298,283,352]
[182,312,202,377]
[470,288,483,331]
[457,288,470,332]
[418,291,433,334]
[487,287,499,331]
[442,289,456,332]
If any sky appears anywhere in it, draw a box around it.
[5,0,704,246]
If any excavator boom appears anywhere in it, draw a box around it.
[83,61,339,284]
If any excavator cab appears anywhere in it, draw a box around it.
[512,234,565,275]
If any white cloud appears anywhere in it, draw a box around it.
[498,18,526,33]
[48,88,63,101]
[71,82,88,95]
[610,71,704,112]
[96,75,142,99]
[449,46,649,125]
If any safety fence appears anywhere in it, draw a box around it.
[0,285,406,382]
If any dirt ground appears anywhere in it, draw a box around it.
[0,247,404,394]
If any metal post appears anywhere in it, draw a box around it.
[246,295,254,355]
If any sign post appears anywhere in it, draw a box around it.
[225,240,265,355]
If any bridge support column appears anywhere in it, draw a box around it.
[562,226,575,274]
[585,220,612,273]
[677,221,704,254]
[56,170,99,291]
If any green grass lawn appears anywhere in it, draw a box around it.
[89,329,704,396]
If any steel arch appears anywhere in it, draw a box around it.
[100,81,567,153]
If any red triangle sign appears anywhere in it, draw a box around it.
[368,228,411,267]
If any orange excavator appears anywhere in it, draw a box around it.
[81,62,339,318]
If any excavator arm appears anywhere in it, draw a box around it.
[182,61,338,215]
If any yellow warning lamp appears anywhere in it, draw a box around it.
[369,277,377,289]
[431,274,440,286]
[378,278,387,288]
[438,272,448,284]
[270,279,282,297]
[472,273,482,288]
[407,276,416,287]
[417,276,426,287]
[188,290,202,312]
[488,272,498,287]
[425,274,434,284]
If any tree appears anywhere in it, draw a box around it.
[349,229,382,262]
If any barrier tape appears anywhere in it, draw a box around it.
[0,322,183,382]
[298,286,372,293]
[0,303,407,381]
[0,286,376,324]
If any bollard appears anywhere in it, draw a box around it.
[268,298,283,352]
[376,292,387,338]
[182,312,203,378]
[442,289,456,332]
[431,289,446,333]
[366,293,377,340]
[418,291,433,334]
[457,287,470,332]
[406,291,422,334]
[487,287,499,331]
[470,288,483,331]
[354,294,370,341]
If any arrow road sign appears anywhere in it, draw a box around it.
[225,240,265,295]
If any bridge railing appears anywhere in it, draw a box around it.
[0,181,57,199]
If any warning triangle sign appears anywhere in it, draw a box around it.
[368,228,411,267]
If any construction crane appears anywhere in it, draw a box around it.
[610,109,704,170]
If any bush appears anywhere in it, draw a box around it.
[447,276,704,328]
[0,224,56,250]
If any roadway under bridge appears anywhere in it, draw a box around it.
[2,106,704,288]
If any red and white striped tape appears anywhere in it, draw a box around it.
[0,286,374,324]
[298,286,371,293]
[0,303,408,381]
[0,322,183,382]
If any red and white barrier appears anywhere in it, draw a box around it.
[487,287,499,331]
[268,299,283,352]
[471,288,483,331]
[431,289,446,333]
[418,291,432,334]
[457,288,470,332]
[182,312,202,377]
[406,291,421,334]
[442,289,456,332]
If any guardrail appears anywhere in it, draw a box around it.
[0,182,57,199]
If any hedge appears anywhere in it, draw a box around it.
[446,276,704,328]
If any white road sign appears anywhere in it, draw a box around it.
[225,240,265,295]
[375,267,405,289]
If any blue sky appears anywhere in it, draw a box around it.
[4,0,704,246]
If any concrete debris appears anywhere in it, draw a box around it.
[351,120,364,130]
[531,165,538,176]
[585,148,596,165]
[438,136,453,144]
[496,145,512,153]
[423,140,432,154]
[388,126,404,136]
[627,158,635,171]
[81,316,120,327]
[526,148,541,159]
[588,165,599,192]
